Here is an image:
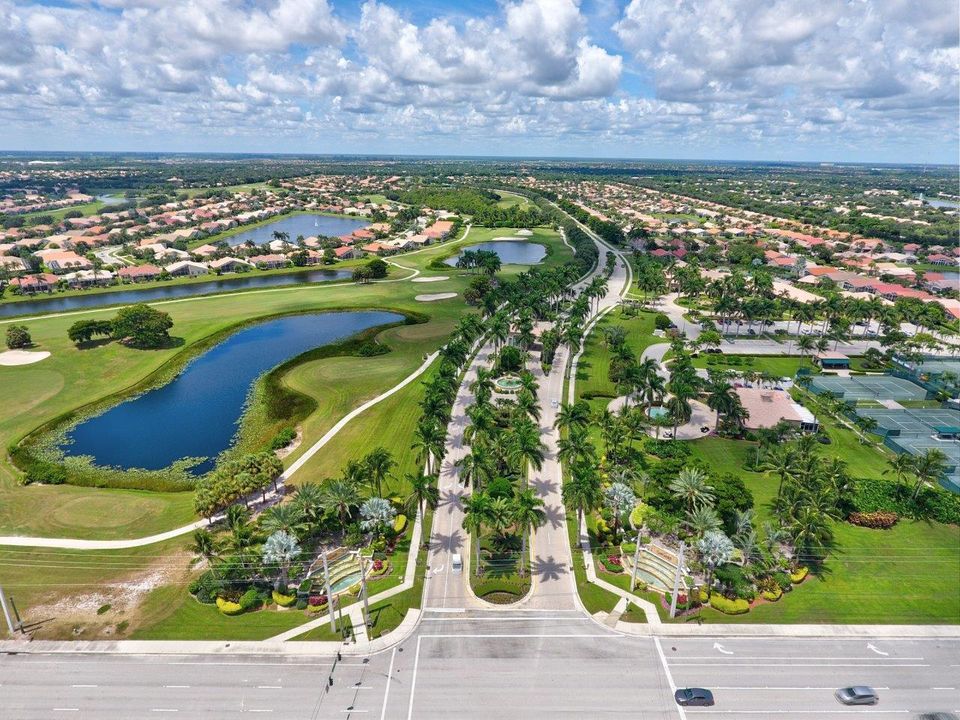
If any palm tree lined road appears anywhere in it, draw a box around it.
[423,339,496,610]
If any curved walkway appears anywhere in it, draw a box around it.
[0,351,440,550]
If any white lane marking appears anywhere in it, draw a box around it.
[683,711,910,715]
[71,684,97,687]
[654,637,687,720]
[406,636,422,720]
[422,607,463,613]
[932,687,956,690]
[53,709,79,713]
[151,710,178,713]
[667,657,924,661]
[247,711,273,714]
[256,686,282,689]
[711,687,890,691]
[866,643,889,656]
[420,633,619,638]
[668,663,929,668]
[379,647,396,720]
[713,643,733,655]
[164,685,190,689]
[421,616,591,622]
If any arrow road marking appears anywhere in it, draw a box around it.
[867,644,889,656]
[713,643,734,655]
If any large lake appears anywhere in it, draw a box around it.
[0,269,353,318]
[446,240,546,266]
[61,311,402,473]
[225,213,368,247]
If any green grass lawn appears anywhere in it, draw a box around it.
[575,309,661,400]
[693,354,820,378]
[12,200,106,225]
[493,190,530,209]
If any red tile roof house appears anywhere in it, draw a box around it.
[10,273,58,293]
[351,228,375,241]
[38,250,92,274]
[927,254,956,266]
[192,244,220,258]
[118,264,162,283]
[333,246,360,260]
[209,257,254,273]
[649,248,671,259]
[361,242,390,255]
[248,254,290,270]
[423,220,455,239]
[903,243,921,254]
[873,283,932,301]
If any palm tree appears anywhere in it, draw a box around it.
[557,427,595,466]
[697,530,734,596]
[508,418,546,482]
[789,506,833,568]
[412,421,443,475]
[705,379,737,431]
[189,529,219,577]
[562,471,602,529]
[292,482,325,528]
[797,335,815,365]
[883,454,915,492]
[511,488,546,578]
[262,530,301,590]
[404,473,439,519]
[666,387,694,438]
[259,503,306,539]
[364,446,395,498]
[603,482,637,538]
[554,400,591,434]
[910,448,948,499]
[683,505,722,537]
[762,446,796,512]
[668,466,714,514]
[487,496,513,538]
[462,492,491,577]
[322,478,360,533]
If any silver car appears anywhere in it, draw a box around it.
[835,686,879,705]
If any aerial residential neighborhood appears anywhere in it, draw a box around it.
[0,1,957,719]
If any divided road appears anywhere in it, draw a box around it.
[6,625,956,718]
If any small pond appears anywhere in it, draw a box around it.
[0,269,353,319]
[224,213,368,248]
[647,405,669,419]
[60,311,403,474]
[446,240,546,267]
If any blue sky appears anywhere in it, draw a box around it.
[2,0,958,163]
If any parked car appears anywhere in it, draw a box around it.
[675,688,715,707]
[917,713,958,720]
[835,687,879,705]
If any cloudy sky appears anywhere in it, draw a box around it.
[2,0,958,162]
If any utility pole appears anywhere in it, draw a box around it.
[358,553,370,627]
[322,551,336,634]
[629,526,643,591]
[668,541,686,619]
[0,584,15,636]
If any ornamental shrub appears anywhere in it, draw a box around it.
[393,514,408,534]
[790,567,809,583]
[773,572,792,592]
[762,588,782,602]
[272,590,296,607]
[848,511,899,529]
[709,594,750,615]
[850,479,959,525]
[216,597,244,616]
[239,588,262,612]
[269,428,296,450]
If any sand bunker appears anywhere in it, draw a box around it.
[516,229,533,236]
[0,349,51,366]
[412,275,449,283]
[415,293,457,302]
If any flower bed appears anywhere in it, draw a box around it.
[848,511,899,529]
[600,554,624,574]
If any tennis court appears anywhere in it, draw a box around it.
[857,407,960,437]
[809,375,929,401]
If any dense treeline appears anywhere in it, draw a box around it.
[557,199,626,246]
[392,187,544,227]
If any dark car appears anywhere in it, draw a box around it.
[835,687,879,705]
[675,688,715,707]
[917,714,959,720]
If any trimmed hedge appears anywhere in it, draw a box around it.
[393,514,408,534]
[272,590,296,607]
[790,567,809,583]
[709,594,750,615]
[851,478,960,526]
[216,597,243,616]
[761,588,783,602]
[848,511,899,529]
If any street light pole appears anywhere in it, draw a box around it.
[668,541,686,619]
[358,553,370,628]
[0,584,15,636]
[322,551,335,634]
[630,527,643,591]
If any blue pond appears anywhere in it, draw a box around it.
[0,269,353,319]
[61,311,402,473]
[446,240,546,267]
[225,213,369,247]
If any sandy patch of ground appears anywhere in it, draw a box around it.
[415,292,458,302]
[274,428,303,460]
[0,349,51,366]
[27,548,194,639]
[516,229,533,236]
[411,275,449,283]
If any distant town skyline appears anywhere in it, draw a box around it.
[2,0,958,164]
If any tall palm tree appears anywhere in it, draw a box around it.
[910,448,948,499]
[666,385,694,438]
[462,492,491,577]
[403,473,439,520]
[262,530,301,590]
[762,445,796,513]
[683,504,722,538]
[562,471,602,529]
[668,466,715,514]
[364,446,395,498]
[291,482,325,528]
[789,506,833,567]
[259,503,306,539]
[190,529,219,578]
[512,487,546,578]
[508,418,546,482]
[883,453,915,492]
[322,478,360,533]
[554,400,591,433]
